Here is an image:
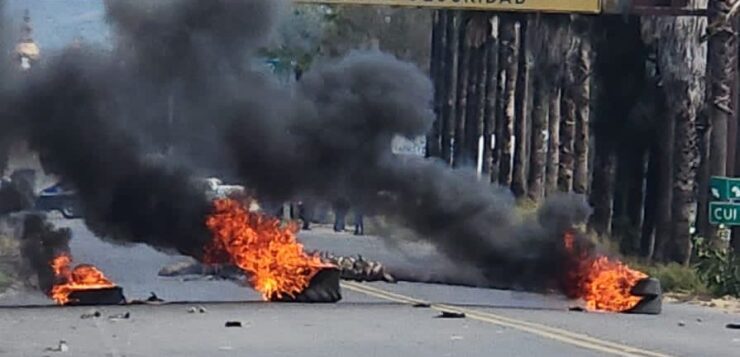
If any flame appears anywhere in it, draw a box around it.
[49,253,116,305]
[563,231,647,312]
[204,198,329,300]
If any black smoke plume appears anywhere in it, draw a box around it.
[13,50,213,258]
[0,0,15,173]
[3,0,595,293]
[18,213,71,293]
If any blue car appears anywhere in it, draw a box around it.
[34,182,82,219]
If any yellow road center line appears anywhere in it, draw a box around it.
[341,281,673,357]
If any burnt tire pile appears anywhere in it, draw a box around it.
[318,252,395,283]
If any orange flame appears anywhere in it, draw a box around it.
[204,198,329,300]
[50,253,116,305]
[563,231,647,312]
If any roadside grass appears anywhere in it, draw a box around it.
[0,234,19,293]
[0,234,17,254]
[515,198,539,219]
[0,270,12,292]
[631,261,711,297]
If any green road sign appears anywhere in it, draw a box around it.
[709,202,740,226]
[710,176,740,201]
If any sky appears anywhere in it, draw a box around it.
[2,1,427,156]
[5,0,108,50]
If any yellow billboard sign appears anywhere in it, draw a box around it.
[295,0,601,14]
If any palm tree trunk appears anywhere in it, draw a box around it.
[427,10,445,159]
[546,87,561,196]
[624,147,647,253]
[497,17,519,186]
[654,105,676,262]
[453,15,471,168]
[512,16,529,197]
[589,140,616,237]
[560,57,576,193]
[441,11,461,165]
[696,109,712,239]
[671,81,702,264]
[476,40,490,176]
[573,34,592,195]
[641,143,659,258]
[483,17,499,178]
[465,45,482,165]
[462,15,490,167]
[528,77,548,202]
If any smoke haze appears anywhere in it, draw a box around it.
[2,0,594,293]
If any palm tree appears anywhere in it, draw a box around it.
[643,1,707,263]
[704,0,737,244]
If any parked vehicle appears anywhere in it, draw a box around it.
[194,177,246,200]
[33,182,82,219]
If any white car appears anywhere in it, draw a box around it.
[199,178,244,199]
[194,178,260,212]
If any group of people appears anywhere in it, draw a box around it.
[296,199,364,236]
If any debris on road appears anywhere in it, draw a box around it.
[318,252,395,283]
[225,321,242,328]
[44,340,68,353]
[437,311,466,319]
[726,323,740,329]
[108,312,130,321]
[80,310,100,319]
[128,292,165,305]
[413,303,431,308]
[678,321,686,327]
[188,305,207,314]
[683,295,740,314]
[146,292,163,303]
[568,306,586,312]
[158,260,202,276]
[158,252,394,289]
[158,260,243,280]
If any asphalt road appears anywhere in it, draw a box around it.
[1,218,739,356]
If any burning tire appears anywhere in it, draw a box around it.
[66,286,126,306]
[205,199,339,302]
[624,278,662,315]
[272,268,342,303]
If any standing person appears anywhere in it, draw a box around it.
[353,208,364,236]
[333,198,349,232]
[298,200,312,230]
